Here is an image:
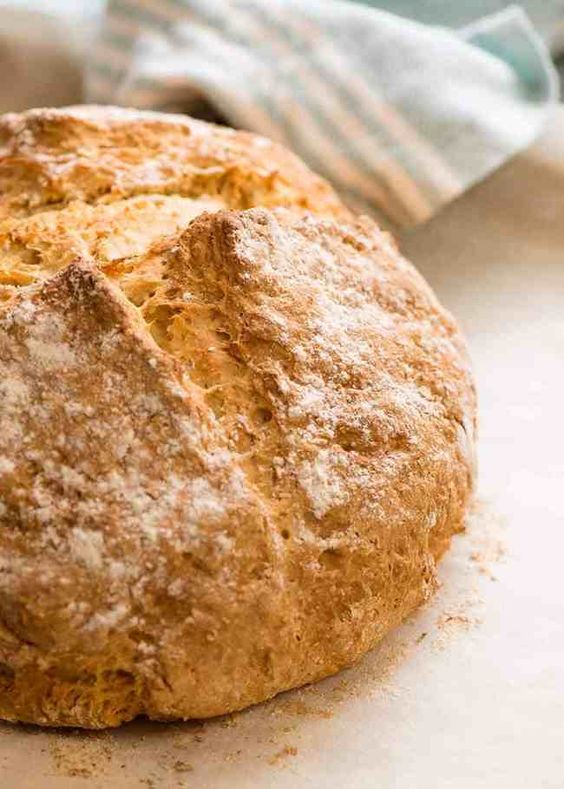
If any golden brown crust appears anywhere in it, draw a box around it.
[0,105,348,307]
[0,105,347,221]
[0,108,475,728]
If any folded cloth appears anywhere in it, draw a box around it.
[87,0,557,228]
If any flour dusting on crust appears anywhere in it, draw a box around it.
[0,107,475,729]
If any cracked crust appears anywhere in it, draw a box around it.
[0,107,475,728]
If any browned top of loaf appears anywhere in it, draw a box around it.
[0,105,347,221]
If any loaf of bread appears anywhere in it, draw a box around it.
[0,107,475,728]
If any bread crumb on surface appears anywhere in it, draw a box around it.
[172,759,193,773]
[48,731,114,778]
[268,744,299,766]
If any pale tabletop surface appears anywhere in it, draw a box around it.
[1,109,563,788]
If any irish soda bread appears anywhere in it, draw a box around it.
[0,106,475,728]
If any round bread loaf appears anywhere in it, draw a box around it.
[0,107,475,728]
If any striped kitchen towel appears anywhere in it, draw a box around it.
[86,0,557,228]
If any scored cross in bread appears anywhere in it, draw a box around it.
[0,108,475,728]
